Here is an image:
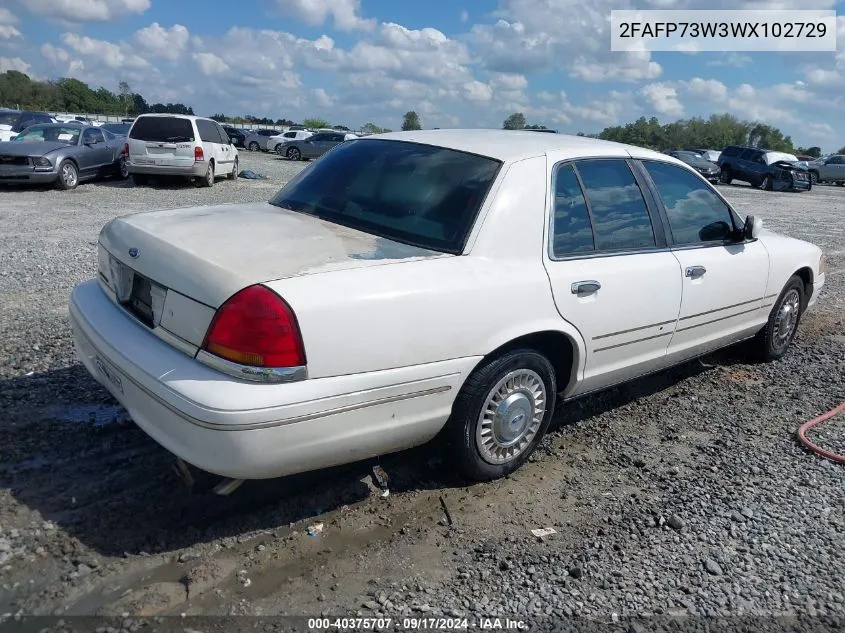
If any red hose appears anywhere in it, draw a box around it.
[797,401,845,464]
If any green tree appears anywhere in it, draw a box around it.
[502,112,526,130]
[795,146,821,158]
[118,81,132,114]
[402,111,422,131]
[302,117,330,129]
[361,122,388,134]
[837,146,845,155]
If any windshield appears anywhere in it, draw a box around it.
[13,125,80,144]
[269,139,502,254]
[129,116,194,142]
[765,152,799,165]
[0,112,21,127]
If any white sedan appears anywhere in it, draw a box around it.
[70,130,825,484]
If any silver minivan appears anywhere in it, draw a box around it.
[126,114,239,187]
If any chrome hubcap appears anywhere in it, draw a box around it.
[62,164,76,186]
[774,289,800,348]
[476,369,546,465]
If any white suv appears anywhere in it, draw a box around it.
[126,114,239,187]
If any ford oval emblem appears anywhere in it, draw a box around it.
[128,247,139,258]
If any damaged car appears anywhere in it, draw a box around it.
[718,146,811,192]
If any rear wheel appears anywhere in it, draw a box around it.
[760,174,772,191]
[56,160,78,190]
[751,275,805,362]
[720,166,733,185]
[199,161,215,187]
[248,141,260,152]
[446,349,556,481]
[116,156,129,179]
[228,157,238,180]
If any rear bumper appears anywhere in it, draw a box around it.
[127,161,206,177]
[69,279,473,479]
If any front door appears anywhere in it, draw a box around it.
[637,159,771,362]
[80,128,111,173]
[543,158,683,396]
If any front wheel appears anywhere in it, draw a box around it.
[287,147,301,161]
[751,275,805,362]
[809,171,819,184]
[446,349,556,482]
[248,142,260,152]
[56,160,79,190]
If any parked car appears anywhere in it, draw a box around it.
[270,130,313,154]
[666,151,720,183]
[222,126,247,148]
[806,154,845,186]
[281,131,357,161]
[688,148,721,163]
[0,110,54,142]
[243,129,281,152]
[101,122,132,137]
[0,123,128,189]
[717,146,811,192]
[70,130,825,485]
[126,114,239,187]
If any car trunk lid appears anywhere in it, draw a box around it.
[98,201,449,310]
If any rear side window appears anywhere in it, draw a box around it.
[284,132,297,138]
[269,139,501,254]
[129,117,194,142]
[722,146,739,157]
[196,119,220,143]
[574,159,656,251]
[643,161,735,244]
[551,164,594,257]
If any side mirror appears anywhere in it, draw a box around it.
[743,214,763,240]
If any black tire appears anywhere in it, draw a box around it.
[760,175,772,191]
[132,174,149,186]
[248,141,260,152]
[287,147,301,161]
[273,144,282,154]
[837,182,845,187]
[751,275,805,362]
[228,157,238,180]
[199,161,214,188]
[115,156,129,180]
[446,349,557,482]
[719,166,733,185]
[56,159,79,190]
[809,171,819,184]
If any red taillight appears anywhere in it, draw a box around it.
[124,142,129,157]
[202,285,306,368]
[194,145,204,162]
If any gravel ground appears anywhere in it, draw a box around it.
[0,153,843,631]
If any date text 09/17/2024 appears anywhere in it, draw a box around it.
[306,617,527,630]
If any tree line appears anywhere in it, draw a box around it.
[503,111,842,156]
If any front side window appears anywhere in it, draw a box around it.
[83,128,104,144]
[643,160,735,244]
[574,159,656,251]
[269,139,501,254]
[551,164,594,257]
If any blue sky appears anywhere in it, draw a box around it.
[1,0,843,150]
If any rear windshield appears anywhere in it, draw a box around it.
[129,116,194,142]
[269,139,502,254]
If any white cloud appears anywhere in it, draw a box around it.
[41,43,70,64]
[19,0,150,22]
[682,77,728,102]
[0,56,30,74]
[192,52,230,76]
[470,1,662,83]
[706,52,752,68]
[0,8,18,24]
[0,7,20,39]
[312,87,335,107]
[463,80,493,102]
[61,33,150,70]
[641,82,684,116]
[460,10,469,23]
[134,23,190,61]
[274,0,375,32]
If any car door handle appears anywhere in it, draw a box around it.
[571,280,601,294]
[685,266,707,278]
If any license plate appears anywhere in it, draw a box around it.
[95,356,124,395]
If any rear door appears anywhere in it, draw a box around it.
[128,116,196,168]
[196,119,225,171]
[303,133,328,157]
[638,159,770,361]
[543,158,683,396]
[822,155,845,181]
[213,122,236,174]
